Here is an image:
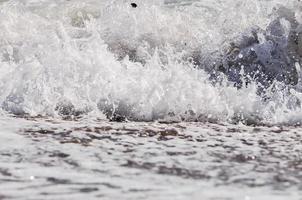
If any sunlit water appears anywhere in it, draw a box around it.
[0,0,302,199]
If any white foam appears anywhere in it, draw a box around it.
[0,0,301,125]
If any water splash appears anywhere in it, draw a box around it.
[0,0,302,125]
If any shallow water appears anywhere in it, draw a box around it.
[1,116,302,199]
[0,0,302,199]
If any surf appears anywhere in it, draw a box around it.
[0,0,302,125]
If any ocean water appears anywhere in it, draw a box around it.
[0,0,302,199]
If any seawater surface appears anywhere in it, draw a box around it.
[1,116,302,199]
[0,0,302,199]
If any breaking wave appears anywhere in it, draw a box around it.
[0,0,302,125]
